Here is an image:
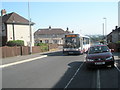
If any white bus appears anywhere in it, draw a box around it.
[63,34,90,55]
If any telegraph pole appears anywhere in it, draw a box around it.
[28,1,32,54]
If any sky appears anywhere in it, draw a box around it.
[1,1,119,35]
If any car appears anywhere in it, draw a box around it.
[85,45,114,68]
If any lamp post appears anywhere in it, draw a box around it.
[103,17,107,35]
[103,17,107,44]
[102,23,104,39]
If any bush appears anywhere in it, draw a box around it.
[35,43,48,52]
[99,40,105,44]
[35,43,48,46]
[7,40,24,46]
[116,41,120,44]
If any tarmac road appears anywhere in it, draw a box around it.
[2,51,120,89]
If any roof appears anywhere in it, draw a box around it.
[1,12,34,25]
[107,27,120,37]
[34,28,71,35]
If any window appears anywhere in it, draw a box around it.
[45,40,49,43]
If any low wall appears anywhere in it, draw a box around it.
[108,43,120,52]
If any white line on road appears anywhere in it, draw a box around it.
[64,62,84,89]
[114,63,120,72]
[0,55,47,68]
[97,69,101,89]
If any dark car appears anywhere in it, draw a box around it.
[86,45,114,68]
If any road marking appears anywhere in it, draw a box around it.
[0,55,47,68]
[97,69,101,89]
[114,63,120,72]
[64,62,84,89]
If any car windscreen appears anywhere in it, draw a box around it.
[88,46,109,54]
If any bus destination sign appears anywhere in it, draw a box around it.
[65,35,77,37]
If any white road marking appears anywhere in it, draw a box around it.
[0,55,47,68]
[114,55,120,72]
[97,69,101,89]
[64,62,84,89]
[114,56,119,61]
[114,63,120,72]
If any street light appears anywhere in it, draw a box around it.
[103,17,107,35]
[102,23,104,38]
[103,17,107,44]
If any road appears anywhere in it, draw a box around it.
[2,51,120,89]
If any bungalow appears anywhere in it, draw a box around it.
[1,9,35,46]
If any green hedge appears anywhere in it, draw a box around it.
[35,43,48,52]
[116,41,120,44]
[35,43,48,46]
[99,40,106,44]
[7,40,24,46]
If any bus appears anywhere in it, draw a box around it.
[63,34,90,55]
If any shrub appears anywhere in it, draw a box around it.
[35,43,48,51]
[35,43,48,46]
[99,40,105,44]
[116,41,120,44]
[7,40,24,46]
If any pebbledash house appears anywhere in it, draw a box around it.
[34,26,73,45]
[1,9,35,46]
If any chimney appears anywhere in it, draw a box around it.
[72,30,74,33]
[49,26,51,30]
[1,9,6,16]
[115,26,118,30]
[66,27,69,31]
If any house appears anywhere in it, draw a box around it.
[107,26,120,43]
[34,26,72,45]
[1,9,35,46]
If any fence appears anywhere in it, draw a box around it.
[1,44,58,58]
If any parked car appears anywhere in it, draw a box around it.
[86,45,114,68]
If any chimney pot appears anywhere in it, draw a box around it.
[1,9,6,16]
[66,27,69,31]
[49,26,51,30]
[115,26,118,29]
[72,30,74,33]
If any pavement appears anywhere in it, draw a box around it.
[1,49,62,65]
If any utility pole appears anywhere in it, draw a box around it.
[12,17,15,40]
[28,1,32,54]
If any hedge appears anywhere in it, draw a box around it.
[7,40,24,46]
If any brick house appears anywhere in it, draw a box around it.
[34,26,72,45]
[1,9,35,46]
[107,26,120,44]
